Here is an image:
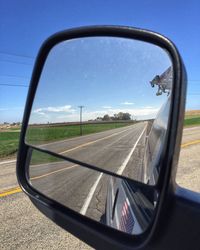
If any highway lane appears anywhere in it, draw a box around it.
[29,122,147,222]
[0,192,92,250]
[176,126,200,192]
[177,143,200,192]
[181,126,200,145]
[28,123,200,232]
[29,124,140,153]
[0,123,145,192]
[0,159,18,191]
[0,125,200,249]
[30,122,146,176]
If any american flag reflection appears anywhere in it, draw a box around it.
[119,199,135,234]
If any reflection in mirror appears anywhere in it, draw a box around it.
[26,37,173,185]
[28,149,158,235]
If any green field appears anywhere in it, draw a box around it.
[0,122,132,159]
[184,117,200,127]
[184,110,200,127]
[0,131,20,158]
[30,149,63,165]
[1,114,200,160]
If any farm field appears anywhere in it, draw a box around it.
[0,122,132,159]
[1,110,200,160]
[184,110,200,127]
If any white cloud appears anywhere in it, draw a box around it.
[62,107,159,122]
[33,105,75,115]
[121,101,134,105]
[102,106,112,109]
[30,105,160,124]
[104,108,159,117]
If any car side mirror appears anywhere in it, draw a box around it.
[17,26,186,249]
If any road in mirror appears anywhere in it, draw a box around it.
[29,149,158,235]
[26,36,173,185]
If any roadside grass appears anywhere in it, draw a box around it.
[30,149,63,165]
[1,116,199,161]
[184,116,200,127]
[0,122,132,159]
[0,131,20,158]
[9,127,21,131]
[184,110,200,126]
[26,123,131,145]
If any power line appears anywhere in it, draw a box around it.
[0,51,35,59]
[0,59,33,66]
[0,83,28,87]
[0,74,29,79]
[78,105,84,136]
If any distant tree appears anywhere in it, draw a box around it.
[113,112,131,120]
[96,117,103,121]
[113,113,118,120]
[122,112,131,120]
[118,112,124,120]
[102,114,110,121]
[96,112,131,121]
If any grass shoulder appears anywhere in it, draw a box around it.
[184,110,200,127]
[0,122,133,159]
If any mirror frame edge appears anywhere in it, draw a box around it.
[16,25,186,250]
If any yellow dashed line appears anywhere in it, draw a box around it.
[60,127,132,154]
[181,139,200,148]
[30,164,77,180]
[0,165,77,198]
[0,186,22,197]
[1,136,200,198]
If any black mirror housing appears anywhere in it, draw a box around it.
[16,26,186,249]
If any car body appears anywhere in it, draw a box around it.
[106,68,171,234]
[106,177,155,234]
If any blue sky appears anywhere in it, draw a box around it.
[29,37,171,123]
[0,0,200,123]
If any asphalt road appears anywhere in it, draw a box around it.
[1,125,200,249]
[28,122,147,221]
[176,126,200,192]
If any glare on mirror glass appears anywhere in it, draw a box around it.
[26,37,172,186]
[29,149,158,235]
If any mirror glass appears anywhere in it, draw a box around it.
[29,149,158,235]
[26,37,172,186]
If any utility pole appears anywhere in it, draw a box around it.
[132,114,136,122]
[78,105,84,136]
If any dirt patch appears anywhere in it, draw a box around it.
[185,110,200,118]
